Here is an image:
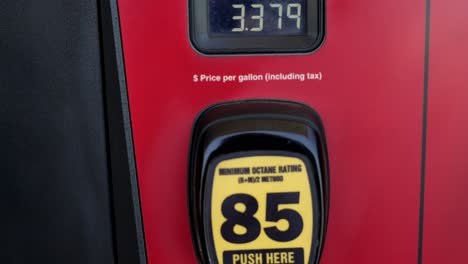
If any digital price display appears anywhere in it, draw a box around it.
[190,0,324,54]
[209,0,306,35]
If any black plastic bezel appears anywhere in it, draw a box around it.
[189,0,325,55]
[188,100,329,264]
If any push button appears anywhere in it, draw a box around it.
[188,100,329,264]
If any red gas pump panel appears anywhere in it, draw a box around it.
[115,0,468,263]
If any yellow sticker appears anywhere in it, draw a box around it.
[205,153,315,264]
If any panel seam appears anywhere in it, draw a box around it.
[418,0,431,263]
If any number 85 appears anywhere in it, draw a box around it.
[220,192,304,244]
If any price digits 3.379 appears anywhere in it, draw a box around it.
[231,3,302,32]
[221,192,304,244]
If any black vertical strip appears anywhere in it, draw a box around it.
[0,1,115,263]
[97,0,119,261]
[98,0,147,263]
[418,0,431,263]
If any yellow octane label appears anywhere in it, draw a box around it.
[209,155,314,264]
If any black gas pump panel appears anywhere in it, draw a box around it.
[189,0,325,54]
[189,100,329,264]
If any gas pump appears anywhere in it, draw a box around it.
[2,0,468,263]
[109,0,468,263]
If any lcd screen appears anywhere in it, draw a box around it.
[209,0,306,35]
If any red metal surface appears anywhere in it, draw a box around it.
[118,0,430,263]
[423,0,468,262]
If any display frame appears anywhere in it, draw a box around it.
[189,0,325,55]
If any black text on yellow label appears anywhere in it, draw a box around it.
[208,155,314,264]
